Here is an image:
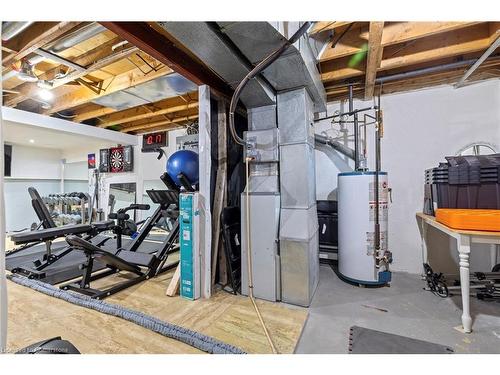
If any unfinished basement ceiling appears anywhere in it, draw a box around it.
[1,21,500,133]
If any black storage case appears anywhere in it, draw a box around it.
[424,154,500,215]
[317,200,338,250]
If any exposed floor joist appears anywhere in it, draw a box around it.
[2,21,500,132]
[321,23,494,84]
[2,22,81,65]
[320,22,478,62]
[122,114,199,133]
[309,21,353,35]
[73,105,118,123]
[98,99,198,128]
[325,59,500,101]
[101,22,233,98]
[364,22,384,100]
[5,40,137,108]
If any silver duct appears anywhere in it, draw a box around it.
[314,133,356,160]
[46,22,105,53]
[1,21,34,41]
[157,22,326,112]
[3,22,106,82]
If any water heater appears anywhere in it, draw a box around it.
[337,171,391,285]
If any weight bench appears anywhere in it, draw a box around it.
[61,235,152,299]
[59,189,181,299]
[7,187,114,280]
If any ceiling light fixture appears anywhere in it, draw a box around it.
[37,80,53,90]
[29,139,35,144]
[38,88,54,102]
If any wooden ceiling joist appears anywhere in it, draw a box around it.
[380,23,491,71]
[73,106,117,123]
[3,21,499,131]
[320,22,479,63]
[98,98,198,128]
[2,22,82,65]
[5,42,139,108]
[122,114,199,133]
[101,22,232,97]
[321,23,493,83]
[133,125,186,135]
[84,90,197,124]
[325,61,500,101]
[364,22,384,100]
[49,45,139,89]
[309,22,353,35]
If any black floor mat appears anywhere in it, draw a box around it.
[5,236,164,285]
[349,326,454,354]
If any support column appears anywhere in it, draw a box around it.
[0,23,8,350]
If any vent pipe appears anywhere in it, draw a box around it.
[1,21,34,41]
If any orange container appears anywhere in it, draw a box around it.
[435,209,500,232]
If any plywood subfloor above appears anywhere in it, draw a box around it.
[6,271,308,354]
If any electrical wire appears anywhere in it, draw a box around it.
[56,112,77,119]
[330,23,354,50]
[245,157,278,354]
[229,22,312,146]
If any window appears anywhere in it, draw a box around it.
[456,142,497,156]
[4,144,12,177]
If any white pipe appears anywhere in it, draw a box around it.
[1,21,33,41]
[0,22,9,353]
[60,159,66,193]
[455,35,500,88]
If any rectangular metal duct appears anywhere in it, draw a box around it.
[156,22,276,108]
[217,22,327,113]
[91,73,197,110]
[157,22,326,112]
[125,73,197,103]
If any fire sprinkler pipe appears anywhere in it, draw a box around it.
[375,55,500,85]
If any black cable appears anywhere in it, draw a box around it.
[331,23,354,49]
[228,22,312,146]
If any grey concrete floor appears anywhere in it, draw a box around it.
[295,264,500,353]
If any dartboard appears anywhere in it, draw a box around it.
[110,147,124,172]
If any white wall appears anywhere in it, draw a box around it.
[140,128,187,181]
[314,79,500,274]
[5,144,63,231]
[93,128,188,220]
[9,144,62,179]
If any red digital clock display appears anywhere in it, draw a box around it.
[142,131,167,150]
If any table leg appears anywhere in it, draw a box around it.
[458,235,472,333]
[417,217,429,273]
[490,244,499,270]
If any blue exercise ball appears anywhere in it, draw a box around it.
[166,150,199,186]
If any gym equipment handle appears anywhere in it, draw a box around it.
[129,204,150,210]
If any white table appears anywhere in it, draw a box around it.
[416,213,500,333]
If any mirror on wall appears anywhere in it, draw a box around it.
[142,180,171,239]
[109,182,136,220]
[142,179,165,219]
